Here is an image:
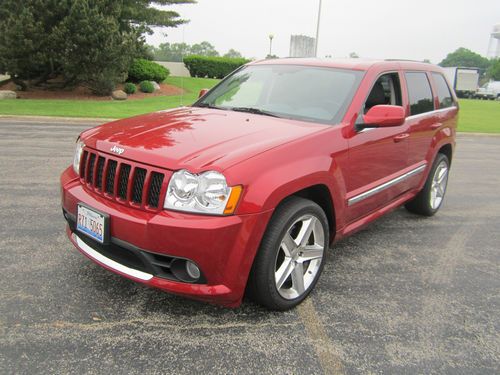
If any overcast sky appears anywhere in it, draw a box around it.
[146,0,500,63]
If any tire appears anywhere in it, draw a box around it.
[247,196,329,310]
[405,153,450,216]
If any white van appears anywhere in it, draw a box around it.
[476,81,500,100]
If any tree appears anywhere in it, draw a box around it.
[224,49,243,58]
[487,59,500,80]
[0,0,194,93]
[120,0,196,35]
[349,52,359,58]
[190,41,219,57]
[151,41,226,61]
[153,42,191,61]
[54,0,138,94]
[439,48,491,70]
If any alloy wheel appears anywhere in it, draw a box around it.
[274,214,325,300]
[430,160,449,210]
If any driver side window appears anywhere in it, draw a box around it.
[364,73,402,114]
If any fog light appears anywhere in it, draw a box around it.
[186,261,201,280]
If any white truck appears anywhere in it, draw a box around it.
[442,67,480,98]
[475,81,500,100]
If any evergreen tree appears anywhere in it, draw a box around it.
[0,0,194,93]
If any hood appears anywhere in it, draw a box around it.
[81,107,329,172]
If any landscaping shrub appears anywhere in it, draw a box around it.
[128,58,169,83]
[183,55,250,79]
[88,72,117,96]
[124,82,137,94]
[139,80,155,93]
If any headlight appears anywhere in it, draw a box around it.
[164,170,242,215]
[73,139,85,175]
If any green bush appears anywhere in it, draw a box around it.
[88,72,116,96]
[128,58,169,83]
[123,82,137,94]
[139,80,154,93]
[183,55,250,79]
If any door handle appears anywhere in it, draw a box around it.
[430,122,442,130]
[393,133,409,142]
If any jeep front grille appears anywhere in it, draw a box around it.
[79,149,168,210]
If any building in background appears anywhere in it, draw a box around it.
[289,35,315,58]
[487,24,500,58]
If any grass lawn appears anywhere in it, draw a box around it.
[0,79,498,134]
[0,76,219,119]
[457,99,500,133]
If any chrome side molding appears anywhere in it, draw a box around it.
[348,164,427,206]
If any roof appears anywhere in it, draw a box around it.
[250,58,442,72]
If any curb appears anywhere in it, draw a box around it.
[457,132,500,137]
[0,115,116,123]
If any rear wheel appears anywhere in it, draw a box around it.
[405,153,450,216]
[247,197,329,310]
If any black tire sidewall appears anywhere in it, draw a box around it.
[252,197,329,310]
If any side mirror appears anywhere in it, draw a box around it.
[198,89,209,98]
[358,105,405,130]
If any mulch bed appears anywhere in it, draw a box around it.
[1,81,184,100]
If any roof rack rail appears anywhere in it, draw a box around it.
[384,59,430,63]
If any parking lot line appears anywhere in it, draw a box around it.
[297,298,344,375]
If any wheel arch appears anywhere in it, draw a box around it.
[290,184,336,241]
[438,143,453,165]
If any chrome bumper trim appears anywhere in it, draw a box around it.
[73,234,154,281]
[348,164,427,206]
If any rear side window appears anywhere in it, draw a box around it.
[432,73,454,108]
[405,72,434,115]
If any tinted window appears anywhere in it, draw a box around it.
[197,65,364,124]
[432,73,454,108]
[405,72,434,115]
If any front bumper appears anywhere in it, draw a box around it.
[61,167,272,307]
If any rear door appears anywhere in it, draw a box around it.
[404,71,437,168]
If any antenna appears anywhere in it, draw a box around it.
[180,24,186,107]
[314,0,322,57]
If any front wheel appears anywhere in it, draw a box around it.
[405,153,450,216]
[247,197,329,310]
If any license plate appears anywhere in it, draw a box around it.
[77,204,109,244]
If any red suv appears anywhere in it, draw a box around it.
[61,59,457,310]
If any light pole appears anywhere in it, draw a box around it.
[268,34,274,57]
[314,0,322,57]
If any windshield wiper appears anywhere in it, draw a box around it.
[194,103,223,110]
[230,107,281,118]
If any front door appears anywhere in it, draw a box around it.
[346,72,410,222]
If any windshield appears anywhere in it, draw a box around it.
[194,64,364,124]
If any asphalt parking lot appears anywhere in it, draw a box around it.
[1,117,499,374]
